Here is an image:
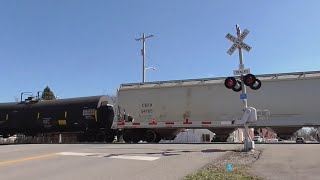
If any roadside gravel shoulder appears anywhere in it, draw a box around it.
[184,149,264,180]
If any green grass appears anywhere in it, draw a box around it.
[184,165,262,180]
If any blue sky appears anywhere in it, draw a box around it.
[0,1,319,101]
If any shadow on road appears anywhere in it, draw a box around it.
[201,149,228,153]
[99,148,229,158]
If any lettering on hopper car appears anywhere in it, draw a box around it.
[141,109,153,114]
[141,103,152,108]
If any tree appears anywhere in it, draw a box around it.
[41,86,56,100]
[309,128,318,140]
[292,127,318,141]
[14,96,20,102]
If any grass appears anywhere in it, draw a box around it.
[184,165,262,180]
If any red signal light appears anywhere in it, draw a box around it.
[224,77,236,89]
[243,74,256,86]
[246,77,254,84]
[227,80,234,87]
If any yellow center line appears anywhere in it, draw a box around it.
[0,153,57,166]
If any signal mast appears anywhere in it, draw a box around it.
[225,25,261,151]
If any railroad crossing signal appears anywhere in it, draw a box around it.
[226,29,252,55]
[225,25,258,152]
[224,74,261,92]
[224,25,261,92]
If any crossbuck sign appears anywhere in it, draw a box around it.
[226,29,252,55]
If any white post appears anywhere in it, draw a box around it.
[235,24,254,151]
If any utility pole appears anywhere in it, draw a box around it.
[135,33,154,83]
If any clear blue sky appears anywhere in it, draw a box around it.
[0,1,319,101]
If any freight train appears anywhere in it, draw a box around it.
[2,71,320,144]
[0,95,115,142]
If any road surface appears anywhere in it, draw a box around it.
[0,143,239,180]
[253,144,320,180]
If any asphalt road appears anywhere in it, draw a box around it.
[0,144,239,180]
[253,144,320,180]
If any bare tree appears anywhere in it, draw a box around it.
[293,128,318,141]
[14,96,20,102]
[309,128,318,140]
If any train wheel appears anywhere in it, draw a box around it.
[154,133,161,143]
[87,134,96,142]
[105,132,115,143]
[122,130,132,143]
[131,134,140,143]
[145,130,157,143]
[77,134,86,142]
[96,132,105,142]
[105,136,114,143]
